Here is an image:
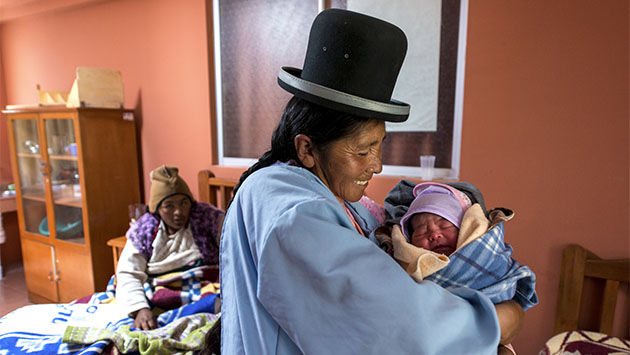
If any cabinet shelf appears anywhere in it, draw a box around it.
[53,196,82,207]
[22,193,46,202]
[17,153,41,159]
[49,155,78,161]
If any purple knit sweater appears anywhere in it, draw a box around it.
[126,202,224,265]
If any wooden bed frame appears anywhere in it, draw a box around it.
[107,169,238,270]
[553,244,630,336]
[197,169,236,212]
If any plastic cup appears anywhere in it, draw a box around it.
[420,155,436,180]
[67,143,78,156]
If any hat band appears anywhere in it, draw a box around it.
[278,67,410,117]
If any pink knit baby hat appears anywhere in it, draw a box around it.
[399,182,472,241]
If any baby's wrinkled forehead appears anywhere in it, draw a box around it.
[410,212,458,229]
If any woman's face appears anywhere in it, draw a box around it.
[311,119,386,203]
[157,194,192,234]
[409,212,459,256]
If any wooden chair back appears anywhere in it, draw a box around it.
[553,244,630,335]
[198,169,237,211]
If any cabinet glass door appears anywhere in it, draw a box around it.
[12,119,48,236]
[44,118,84,245]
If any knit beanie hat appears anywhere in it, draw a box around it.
[148,165,193,213]
[399,182,472,241]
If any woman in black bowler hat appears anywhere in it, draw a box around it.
[215,8,523,354]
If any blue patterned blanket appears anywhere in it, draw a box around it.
[425,222,538,310]
[0,274,219,354]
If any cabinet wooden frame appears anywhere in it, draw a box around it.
[5,106,141,303]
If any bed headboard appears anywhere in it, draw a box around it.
[553,244,630,335]
[197,169,237,211]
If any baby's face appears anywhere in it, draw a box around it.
[409,213,459,256]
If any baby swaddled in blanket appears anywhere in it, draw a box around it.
[374,181,538,354]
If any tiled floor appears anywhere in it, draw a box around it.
[0,263,32,317]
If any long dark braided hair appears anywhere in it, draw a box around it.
[231,96,374,199]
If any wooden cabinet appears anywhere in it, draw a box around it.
[4,107,140,303]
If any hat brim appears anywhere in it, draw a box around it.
[278,67,410,122]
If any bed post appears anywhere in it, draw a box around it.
[553,244,630,336]
[553,244,589,335]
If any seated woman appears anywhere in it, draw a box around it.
[116,165,223,330]
[216,8,524,354]
[0,166,224,354]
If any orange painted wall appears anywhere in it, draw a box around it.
[463,1,629,351]
[0,24,10,183]
[367,2,629,352]
[0,0,213,199]
[0,1,628,354]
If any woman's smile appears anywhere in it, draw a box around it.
[311,119,385,203]
[354,179,369,186]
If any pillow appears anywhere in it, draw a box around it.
[540,330,630,355]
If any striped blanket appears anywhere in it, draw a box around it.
[0,301,218,354]
[62,312,218,354]
[76,264,220,312]
[0,265,220,354]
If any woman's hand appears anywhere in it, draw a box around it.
[494,300,524,345]
[133,308,157,330]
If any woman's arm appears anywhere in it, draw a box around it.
[116,241,151,318]
[495,300,525,344]
[220,167,501,354]
[256,201,501,354]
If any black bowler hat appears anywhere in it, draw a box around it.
[277,8,410,122]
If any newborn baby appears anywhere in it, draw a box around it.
[399,182,471,256]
